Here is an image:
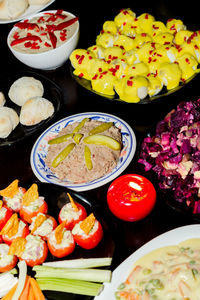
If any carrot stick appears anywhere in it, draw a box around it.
[28,283,35,300]
[29,277,45,300]
[19,276,30,300]
[1,283,18,300]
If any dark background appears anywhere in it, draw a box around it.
[0,1,200,298]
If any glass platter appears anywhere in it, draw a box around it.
[24,181,116,300]
[0,70,62,146]
[0,0,56,24]
[71,67,198,105]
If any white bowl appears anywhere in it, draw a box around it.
[7,10,79,70]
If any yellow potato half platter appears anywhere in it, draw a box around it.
[70,8,200,103]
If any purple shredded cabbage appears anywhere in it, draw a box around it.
[139,98,200,214]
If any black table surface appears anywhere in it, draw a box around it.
[0,0,200,298]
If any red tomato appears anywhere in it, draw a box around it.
[21,236,48,267]
[19,200,48,224]
[2,220,29,245]
[58,202,87,230]
[47,228,75,258]
[72,220,103,249]
[0,244,18,272]
[107,174,156,221]
[0,205,13,230]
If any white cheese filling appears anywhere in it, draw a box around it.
[22,196,44,213]
[4,188,24,211]
[60,203,82,222]
[0,244,14,267]
[72,220,98,237]
[0,207,7,219]
[48,229,74,249]
[21,234,44,261]
[29,213,54,237]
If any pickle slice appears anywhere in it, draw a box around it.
[84,134,121,150]
[84,146,93,170]
[48,133,74,144]
[89,122,113,135]
[73,133,83,144]
[51,143,76,168]
[73,118,90,133]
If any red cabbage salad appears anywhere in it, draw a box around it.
[138,99,200,214]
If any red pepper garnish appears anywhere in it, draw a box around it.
[10,35,42,47]
[127,80,133,86]
[48,32,57,48]
[55,17,79,31]
[14,22,39,31]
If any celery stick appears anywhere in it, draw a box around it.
[42,257,112,268]
[33,266,112,283]
[37,277,103,296]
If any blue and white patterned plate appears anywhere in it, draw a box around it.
[30,112,136,192]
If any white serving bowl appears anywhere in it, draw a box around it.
[7,10,79,70]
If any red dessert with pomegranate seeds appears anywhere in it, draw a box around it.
[9,10,79,54]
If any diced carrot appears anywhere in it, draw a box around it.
[118,290,141,300]
[29,277,45,300]
[143,291,151,300]
[1,283,18,300]
[125,265,142,284]
[152,260,163,271]
[19,276,30,300]
[169,266,181,280]
[178,279,191,297]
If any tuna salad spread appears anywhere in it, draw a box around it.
[9,10,79,54]
[45,118,122,183]
[115,238,200,300]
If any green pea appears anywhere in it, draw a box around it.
[143,268,152,275]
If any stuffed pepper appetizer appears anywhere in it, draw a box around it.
[0,200,13,230]
[0,243,18,273]
[19,183,48,223]
[0,179,26,212]
[29,213,57,240]
[72,213,103,249]
[0,213,29,245]
[47,222,75,258]
[9,234,48,267]
[58,193,87,230]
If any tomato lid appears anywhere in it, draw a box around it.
[107,174,156,221]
